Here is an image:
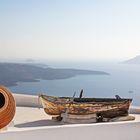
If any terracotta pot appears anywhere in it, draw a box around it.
[0,85,16,129]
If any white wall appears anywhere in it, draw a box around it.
[0,122,140,140]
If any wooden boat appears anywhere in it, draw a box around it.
[39,94,132,119]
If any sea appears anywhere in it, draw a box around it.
[9,61,140,106]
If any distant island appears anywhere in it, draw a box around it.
[0,63,109,87]
[124,55,140,64]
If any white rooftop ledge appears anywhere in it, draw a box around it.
[0,114,140,140]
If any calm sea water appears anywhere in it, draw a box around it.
[9,61,140,106]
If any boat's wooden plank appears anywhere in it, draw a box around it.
[61,113,97,119]
[62,117,97,123]
[62,114,135,123]
[109,115,135,122]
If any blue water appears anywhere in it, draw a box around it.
[9,62,140,106]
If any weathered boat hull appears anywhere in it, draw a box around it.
[39,95,132,118]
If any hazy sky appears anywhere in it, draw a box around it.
[0,0,140,61]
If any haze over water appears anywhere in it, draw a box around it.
[9,61,140,106]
